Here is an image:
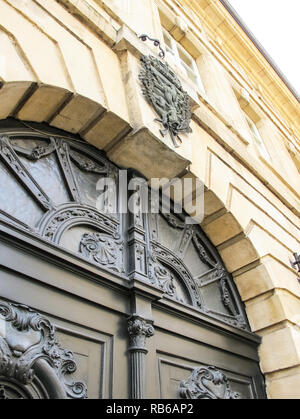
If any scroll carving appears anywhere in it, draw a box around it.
[149,244,203,308]
[12,137,56,161]
[0,299,87,399]
[40,205,118,242]
[180,366,241,399]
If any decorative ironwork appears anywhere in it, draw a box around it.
[69,149,107,174]
[12,137,56,160]
[55,139,81,202]
[0,385,8,399]
[149,243,203,308]
[0,128,249,332]
[0,136,54,211]
[139,55,192,147]
[39,204,118,242]
[0,299,87,399]
[179,366,242,399]
[139,34,165,58]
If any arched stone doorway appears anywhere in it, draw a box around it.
[0,118,266,398]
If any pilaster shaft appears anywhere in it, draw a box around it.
[127,314,154,399]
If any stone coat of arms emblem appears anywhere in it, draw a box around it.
[139,54,192,147]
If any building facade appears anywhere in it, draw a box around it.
[0,0,299,399]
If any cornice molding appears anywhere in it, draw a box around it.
[176,0,300,140]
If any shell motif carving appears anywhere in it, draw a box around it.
[79,232,124,273]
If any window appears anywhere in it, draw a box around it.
[163,29,205,93]
[234,87,271,163]
[245,115,271,162]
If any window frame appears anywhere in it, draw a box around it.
[162,29,205,93]
[245,114,271,163]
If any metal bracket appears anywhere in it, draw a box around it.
[139,34,165,58]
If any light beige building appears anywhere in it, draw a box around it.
[0,0,299,399]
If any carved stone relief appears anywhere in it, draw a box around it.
[139,55,192,147]
[179,366,242,399]
[0,299,87,399]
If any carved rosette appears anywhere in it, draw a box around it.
[0,300,87,399]
[179,366,242,400]
[127,315,154,353]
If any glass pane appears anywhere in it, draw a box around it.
[0,160,43,227]
[183,241,211,277]
[200,280,229,315]
[163,31,172,50]
[157,214,183,253]
[19,153,70,206]
[178,45,193,69]
[71,161,105,209]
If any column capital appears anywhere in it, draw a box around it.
[127,314,154,352]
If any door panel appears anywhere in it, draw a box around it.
[157,356,257,399]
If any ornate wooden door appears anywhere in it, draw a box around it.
[0,120,266,399]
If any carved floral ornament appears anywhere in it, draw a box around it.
[180,366,242,400]
[0,299,87,399]
[139,54,192,147]
[79,232,124,273]
[127,315,155,352]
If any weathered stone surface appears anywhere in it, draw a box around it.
[17,84,71,123]
[266,366,300,399]
[84,111,131,150]
[202,212,243,246]
[218,236,259,273]
[107,127,191,179]
[50,94,105,134]
[0,82,33,119]
[259,325,300,374]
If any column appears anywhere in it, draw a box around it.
[127,314,155,399]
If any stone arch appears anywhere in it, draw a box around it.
[0,80,274,327]
[0,80,131,153]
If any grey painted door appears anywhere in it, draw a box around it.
[0,120,266,399]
